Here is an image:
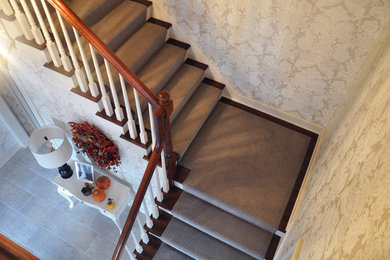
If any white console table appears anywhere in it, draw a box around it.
[52,160,132,236]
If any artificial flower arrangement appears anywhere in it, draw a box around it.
[68,121,121,171]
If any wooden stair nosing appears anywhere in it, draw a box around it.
[202,77,226,90]
[134,234,162,260]
[95,106,128,127]
[15,35,46,50]
[71,86,102,103]
[130,0,153,7]
[120,128,152,150]
[44,61,75,77]
[155,186,183,211]
[166,38,191,50]
[144,209,172,237]
[174,165,190,184]
[184,58,209,71]
[147,17,172,30]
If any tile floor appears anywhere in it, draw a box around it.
[0,147,140,260]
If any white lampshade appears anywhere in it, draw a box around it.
[28,125,73,169]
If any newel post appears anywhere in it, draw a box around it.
[158,90,176,186]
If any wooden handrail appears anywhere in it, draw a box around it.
[43,1,177,258]
[0,233,39,260]
[46,0,160,109]
[112,144,162,259]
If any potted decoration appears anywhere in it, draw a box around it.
[68,121,121,171]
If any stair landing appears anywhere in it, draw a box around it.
[180,100,316,232]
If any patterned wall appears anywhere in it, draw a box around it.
[277,20,390,259]
[155,0,390,126]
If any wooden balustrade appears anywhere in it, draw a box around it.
[57,11,88,91]
[11,1,178,258]
[19,0,44,45]
[9,0,33,40]
[31,0,61,66]
[0,0,13,16]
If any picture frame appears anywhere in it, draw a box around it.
[75,161,94,183]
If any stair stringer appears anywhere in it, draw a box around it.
[150,1,323,134]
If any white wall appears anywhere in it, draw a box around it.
[0,119,18,166]
[154,0,390,127]
[276,18,390,259]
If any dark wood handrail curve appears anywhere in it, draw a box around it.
[112,144,162,259]
[44,1,177,259]
[46,0,161,110]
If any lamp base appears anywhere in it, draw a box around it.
[58,163,73,179]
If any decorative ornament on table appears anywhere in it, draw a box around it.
[68,121,121,172]
[93,189,106,202]
[96,176,111,189]
[106,198,115,210]
[81,183,94,196]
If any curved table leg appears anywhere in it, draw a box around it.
[57,187,76,208]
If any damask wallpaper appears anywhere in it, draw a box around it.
[155,0,390,126]
[276,19,390,259]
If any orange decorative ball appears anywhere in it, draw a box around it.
[96,176,111,189]
[92,189,106,202]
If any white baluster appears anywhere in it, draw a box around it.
[73,29,99,96]
[133,89,148,144]
[148,104,164,201]
[136,216,149,244]
[160,149,170,193]
[56,11,88,91]
[119,75,137,139]
[9,0,33,40]
[129,253,136,260]
[147,184,159,219]
[131,230,143,253]
[142,199,153,228]
[90,44,113,114]
[104,59,124,120]
[19,0,44,44]
[30,0,61,66]
[41,0,72,71]
[1,0,13,16]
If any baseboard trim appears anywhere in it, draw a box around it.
[223,91,324,135]
[220,97,318,138]
[273,129,325,260]
[0,144,20,168]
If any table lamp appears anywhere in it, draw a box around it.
[28,125,73,179]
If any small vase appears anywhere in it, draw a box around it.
[58,163,73,179]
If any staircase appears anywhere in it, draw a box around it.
[1,0,318,259]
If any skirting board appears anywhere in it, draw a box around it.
[223,89,324,134]
[151,2,323,135]
[0,144,20,168]
[273,128,325,260]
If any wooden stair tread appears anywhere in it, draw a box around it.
[174,165,190,184]
[155,186,183,211]
[95,107,128,127]
[120,129,152,150]
[144,209,172,237]
[71,86,102,103]
[134,234,162,259]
